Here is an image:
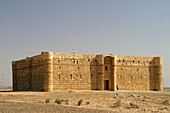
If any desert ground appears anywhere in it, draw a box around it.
[0,90,169,113]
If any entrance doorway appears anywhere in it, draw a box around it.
[104,80,109,90]
[104,56,114,90]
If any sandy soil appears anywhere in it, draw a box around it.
[0,90,169,113]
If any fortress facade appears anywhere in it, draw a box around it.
[12,52,163,91]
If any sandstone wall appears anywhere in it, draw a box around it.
[12,52,163,91]
[12,54,46,91]
[52,53,98,90]
[116,56,163,91]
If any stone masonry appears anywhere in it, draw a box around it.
[12,52,163,91]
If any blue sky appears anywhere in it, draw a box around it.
[0,0,170,87]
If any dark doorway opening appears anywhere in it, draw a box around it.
[105,80,109,90]
[117,85,118,90]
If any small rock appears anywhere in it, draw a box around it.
[164,107,168,110]
[137,95,141,97]
[97,105,107,108]
[144,108,147,111]
[116,93,119,96]
[125,107,131,109]
[129,94,135,98]
[68,90,74,92]
[157,107,165,110]
[144,96,150,99]
[110,106,116,108]
[113,97,116,99]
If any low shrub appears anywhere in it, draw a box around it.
[163,100,169,105]
[45,98,51,103]
[86,102,90,105]
[114,100,121,107]
[55,98,63,104]
[78,99,83,106]
[130,102,139,108]
[65,99,69,105]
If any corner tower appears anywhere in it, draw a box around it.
[154,57,163,91]
[43,52,54,91]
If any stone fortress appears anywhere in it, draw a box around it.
[12,52,163,92]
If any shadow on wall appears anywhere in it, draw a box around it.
[90,56,100,90]
[149,59,155,91]
[150,57,162,91]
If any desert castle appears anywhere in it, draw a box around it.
[12,52,163,91]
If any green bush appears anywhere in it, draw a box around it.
[130,102,139,108]
[65,99,69,105]
[55,98,63,104]
[45,98,51,103]
[78,99,83,106]
[86,102,90,105]
[114,100,121,107]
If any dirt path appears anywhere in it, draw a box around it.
[0,90,169,113]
